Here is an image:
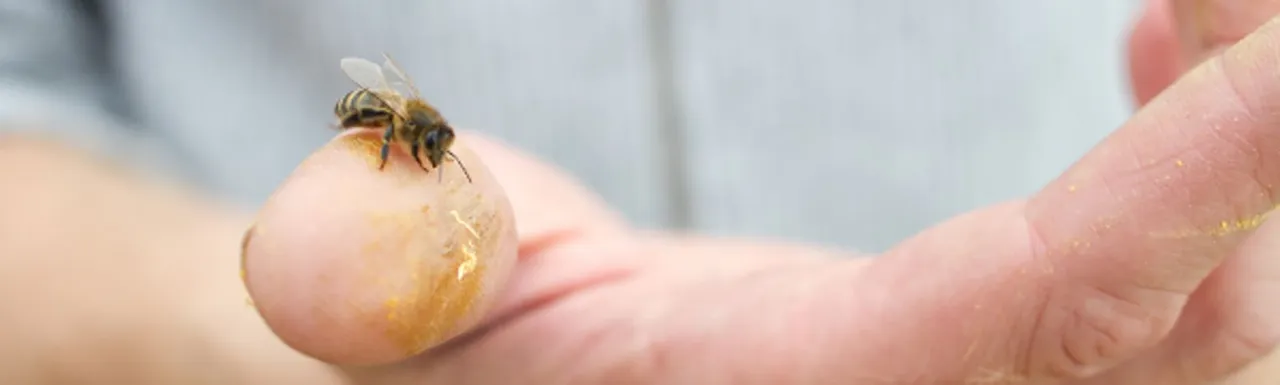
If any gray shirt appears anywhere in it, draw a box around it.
[0,0,1140,252]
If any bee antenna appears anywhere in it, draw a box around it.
[447,150,473,184]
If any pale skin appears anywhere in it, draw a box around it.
[5,1,1280,383]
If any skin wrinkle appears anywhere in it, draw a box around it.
[538,292,645,384]
[1207,175,1251,241]
[1198,123,1265,215]
[1224,279,1280,355]
[1119,132,1158,177]
[1218,45,1272,127]
[1080,172,1177,283]
[1076,286,1150,363]
[1107,76,1275,262]
[1090,171,1140,243]
[1118,140,1198,178]
[1017,205,1056,379]
[533,247,834,384]
[1116,67,1264,237]
[998,300,1035,382]
[1173,297,1259,382]
[1198,131,1280,241]
[240,224,256,285]
[1148,160,1232,268]
[1252,162,1275,208]
[1093,167,1125,214]
[1061,308,1088,377]
[1022,153,1207,379]
[1060,284,1162,378]
[515,227,586,260]
[1218,324,1279,370]
[1101,147,1208,242]
[1221,120,1265,166]
[966,368,1026,385]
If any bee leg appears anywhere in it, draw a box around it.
[421,132,445,183]
[424,148,444,183]
[378,125,394,170]
[410,141,432,172]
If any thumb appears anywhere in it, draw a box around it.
[241,128,633,377]
[241,129,521,366]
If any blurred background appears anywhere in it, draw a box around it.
[332,1,1142,252]
[6,0,1143,253]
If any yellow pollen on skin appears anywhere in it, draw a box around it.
[374,205,496,356]
[1151,209,1276,239]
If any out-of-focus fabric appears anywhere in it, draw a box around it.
[0,0,1141,252]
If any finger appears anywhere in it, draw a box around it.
[1128,0,1186,106]
[1019,14,1280,379]
[242,129,520,366]
[1171,0,1280,65]
[337,133,643,385]
[432,130,641,347]
[836,15,1280,383]
[244,128,643,385]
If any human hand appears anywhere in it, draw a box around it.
[240,15,1280,385]
[1126,1,1280,382]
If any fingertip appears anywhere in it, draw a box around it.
[241,129,518,366]
[1128,0,1185,107]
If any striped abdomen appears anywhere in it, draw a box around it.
[334,89,396,128]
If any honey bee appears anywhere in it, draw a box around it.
[333,53,472,183]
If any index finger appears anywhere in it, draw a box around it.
[1025,14,1280,375]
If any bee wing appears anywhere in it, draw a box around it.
[340,56,393,92]
[380,53,423,99]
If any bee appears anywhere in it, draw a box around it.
[333,53,472,183]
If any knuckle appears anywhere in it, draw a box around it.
[1216,52,1280,168]
[1025,283,1180,379]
